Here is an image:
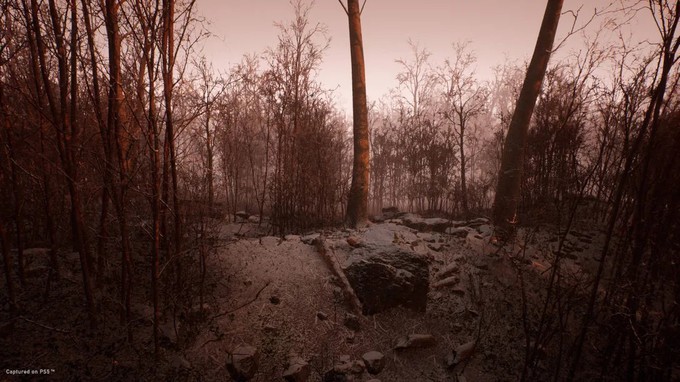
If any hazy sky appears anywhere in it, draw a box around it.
[194,1,658,113]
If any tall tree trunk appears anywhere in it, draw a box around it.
[40,0,98,328]
[458,115,468,217]
[345,0,370,228]
[0,220,16,313]
[105,0,133,340]
[492,0,563,237]
[22,0,59,282]
[82,0,113,283]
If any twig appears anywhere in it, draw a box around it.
[211,281,271,320]
[18,316,71,334]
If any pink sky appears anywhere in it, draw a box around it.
[195,0,659,113]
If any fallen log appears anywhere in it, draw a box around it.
[312,236,363,316]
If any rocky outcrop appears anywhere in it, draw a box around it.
[344,245,429,315]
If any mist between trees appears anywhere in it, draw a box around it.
[0,0,679,380]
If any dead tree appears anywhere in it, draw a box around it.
[492,0,564,237]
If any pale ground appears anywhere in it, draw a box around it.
[0,217,605,381]
[181,219,605,382]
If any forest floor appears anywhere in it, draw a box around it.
[0,214,607,381]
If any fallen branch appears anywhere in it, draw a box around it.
[18,316,71,334]
[313,236,363,316]
[212,281,271,320]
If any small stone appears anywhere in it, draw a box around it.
[343,313,361,331]
[395,334,436,349]
[323,370,348,382]
[433,276,460,289]
[435,262,460,279]
[417,232,435,242]
[428,243,443,251]
[446,341,477,368]
[446,227,471,237]
[301,233,321,244]
[316,311,328,321]
[346,236,362,247]
[235,211,250,221]
[269,296,281,305]
[335,359,364,374]
[283,356,310,382]
[361,351,385,374]
[226,344,259,381]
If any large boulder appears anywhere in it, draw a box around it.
[343,245,429,315]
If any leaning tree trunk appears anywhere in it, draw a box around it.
[345,0,370,228]
[492,0,564,238]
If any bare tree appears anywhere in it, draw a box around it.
[340,0,370,227]
[438,42,488,217]
[493,0,564,237]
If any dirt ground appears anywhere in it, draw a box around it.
[0,216,606,381]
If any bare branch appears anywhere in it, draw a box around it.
[337,0,348,15]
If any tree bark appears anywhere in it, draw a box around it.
[0,221,16,313]
[345,0,370,228]
[492,0,563,237]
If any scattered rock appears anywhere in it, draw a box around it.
[247,215,260,224]
[381,206,399,219]
[284,234,301,242]
[435,262,460,280]
[226,344,259,381]
[301,233,321,245]
[401,214,452,232]
[322,370,348,382]
[361,351,385,374]
[283,356,310,382]
[235,211,250,221]
[343,313,361,331]
[269,296,281,305]
[466,217,490,227]
[395,334,436,349]
[446,227,471,237]
[335,359,364,374]
[346,236,362,247]
[433,276,460,289]
[344,245,429,315]
[369,214,385,223]
[477,224,493,237]
[446,341,477,369]
[316,311,328,321]
[324,356,365,382]
[428,243,443,251]
[417,232,435,242]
